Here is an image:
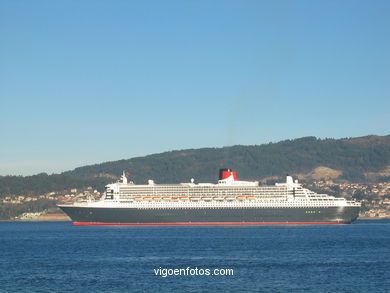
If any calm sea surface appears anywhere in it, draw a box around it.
[0,220,389,293]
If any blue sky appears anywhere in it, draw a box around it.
[0,0,389,175]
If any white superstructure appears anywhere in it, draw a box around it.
[70,171,360,210]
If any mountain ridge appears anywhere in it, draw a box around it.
[66,134,390,182]
[0,135,389,196]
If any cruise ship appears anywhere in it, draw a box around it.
[58,169,361,225]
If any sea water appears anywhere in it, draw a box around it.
[0,220,389,292]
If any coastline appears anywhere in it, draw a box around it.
[0,213,71,222]
[1,215,389,223]
[356,216,390,220]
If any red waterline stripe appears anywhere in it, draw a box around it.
[73,221,342,226]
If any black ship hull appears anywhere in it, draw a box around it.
[59,205,360,225]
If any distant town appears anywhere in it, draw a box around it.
[0,180,389,221]
[0,187,101,221]
[306,181,390,218]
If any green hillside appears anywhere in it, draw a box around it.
[1,135,389,196]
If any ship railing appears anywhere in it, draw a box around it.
[101,200,354,208]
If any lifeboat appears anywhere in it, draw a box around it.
[152,197,161,200]
[162,197,171,200]
[246,196,256,200]
[134,196,142,201]
[180,196,189,200]
[236,196,245,200]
